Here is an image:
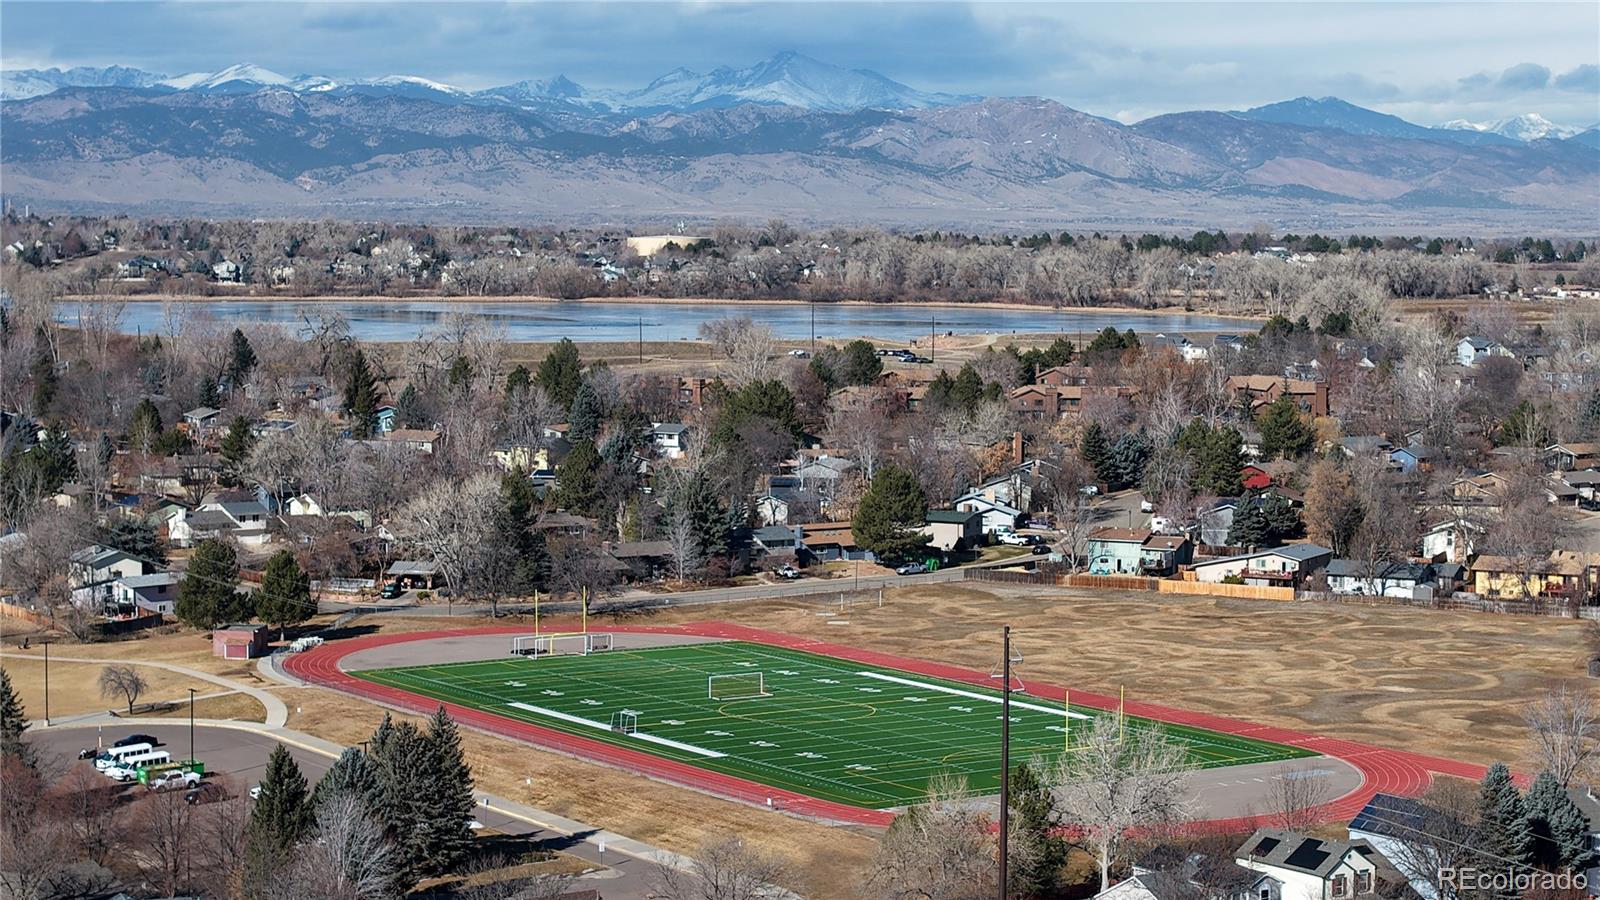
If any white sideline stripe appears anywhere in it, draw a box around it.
[506,702,727,758]
[854,672,1093,720]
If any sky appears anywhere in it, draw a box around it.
[2,1,1597,127]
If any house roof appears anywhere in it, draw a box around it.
[1548,442,1600,456]
[1090,527,1151,544]
[1194,544,1333,569]
[1349,793,1433,841]
[1142,535,1189,552]
[117,572,182,589]
[609,540,674,558]
[752,525,797,543]
[386,560,439,576]
[955,493,1023,515]
[652,423,689,436]
[1238,828,1366,878]
[183,406,220,420]
[924,509,979,525]
[1325,559,1433,582]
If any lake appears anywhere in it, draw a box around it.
[62,298,1252,344]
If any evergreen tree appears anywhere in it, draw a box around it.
[197,375,221,409]
[1009,760,1067,897]
[712,379,802,444]
[1106,432,1153,489]
[1178,422,1245,496]
[248,745,311,854]
[497,473,549,594]
[568,382,603,443]
[836,340,883,386]
[1257,396,1316,459]
[535,338,584,409]
[421,707,476,874]
[370,716,431,889]
[445,355,474,393]
[1477,762,1533,882]
[219,415,255,487]
[1227,501,1271,549]
[1524,770,1597,873]
[554,439,603,515]
[924,369,956,409]
[29,324,57,415]
[256,550,312,640]
[1080,423,1111,483]
[128,398,163,452]
[1260,493,1303,544]
[949,363,985,413]
[100,517,167,567]
[851,464,930,563]
[504,364,531,397]
[0,667,32,764]
[226,328,257,386]
[666,469,734,562]
[175,539,251,630]
[343,349,381,439]
[394,383,425,429]
[311,747,384,816]
[1085,325,1129,354]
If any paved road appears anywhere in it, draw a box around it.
[33,722,670,898]
[321,554,1036,617]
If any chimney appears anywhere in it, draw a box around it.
[1011,431,1024,466]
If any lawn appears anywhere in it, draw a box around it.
[350,640,1311,809]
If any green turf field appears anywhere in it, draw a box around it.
[350,640,1313,808]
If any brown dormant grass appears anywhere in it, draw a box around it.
[0,653,264,722]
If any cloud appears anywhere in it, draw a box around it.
[1555,63,1599,92]
[1497,62,1551,90]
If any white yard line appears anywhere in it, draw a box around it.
[854,671,1093,720]
[505,701,726,758]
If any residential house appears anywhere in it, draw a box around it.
[374,405,397,433]
[69,545,147,611]
[1456,335,1512,367]
[385,560,441,590]
[1226,376,1330,418]
[1236,828,1390,900]
[651,423,691,460]
[168,499,271,548]
[754,493,792,527]
[182,406,221,434]
[1149,333,1209,362]
[1470,551,1600,601]
[1545,443,1600,472]
[530,512,595,537]
[1199,499,1241,548]
[1558,788,1600,893]
[211,259,242,282]
[954,494,1023,536]
[1092,856,1279,900]
[1346,794,1445,900]
[1419,518,1482,563]
[751,525,802,558]
[111,572,183,617]
[676,376,713,408]
[1036,365,1094,386]
[1087,528,1152,575]
[1324,559,1436,599]
[1335,436,1393,461]
[1213,334,1248,354]
[1141,535,1194,576]
[794,456,856,494]
[384,427,440,454]
[285,494,373,530]
[921,509,982,552]
[1387,446,1436,475]
[1008,384,1134,420]
[799,521,873,563]
[1240,465,1272,491]
[1191,545,1334,587]
[605,540,675,581]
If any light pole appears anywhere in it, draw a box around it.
[998,625,1011,900]
[187,688,197,764]
[40,639,53,726]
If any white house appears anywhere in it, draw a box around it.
[1191,545,1332,588]
[112,572,183,616]
[1323,560,1436,599]
[651,423,691,460]
[69,545,147,610]
[1419,518,1482,563]
[1347,793,1443,900]
[1093,863,1280,900]
[953,493,1024,535]
[285,494,373,529]
[1455,335,1512,367]
[754,493,791,527]
[169,499,271,548]
[1236,829,1386,900]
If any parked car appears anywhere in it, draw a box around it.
[1079,485,1099,496]
[104,765,138,783]
[115,734,159,748]
[787,349,810,358]
[895,562,927,576]
[775,564,800,580]
[248,784,264,800]
[998,532,1032,546]
[1031,543,1052,555]
[150,770,202,792]
[1140,499,1154,513]
[186,782,231,805]
[77,747,100,760]
[379,581,404,599]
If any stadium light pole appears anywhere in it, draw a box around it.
[998,625,1010,900]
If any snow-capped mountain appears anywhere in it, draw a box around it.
[0,65,167,100]
[1439,113,1583,142]
[609,51,976,112]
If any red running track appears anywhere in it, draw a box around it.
[283,621,1492,829]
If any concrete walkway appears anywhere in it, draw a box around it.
[42,652,289,727]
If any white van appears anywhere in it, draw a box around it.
[106,750,171,782]
[95,742,154,771]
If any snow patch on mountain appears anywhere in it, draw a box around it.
[1439,113,1582,141]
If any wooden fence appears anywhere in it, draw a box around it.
[1159,580,1295,602]
[964,568,1296,601]
[0,600,52,628]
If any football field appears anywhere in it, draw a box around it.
[350,640,1313,809]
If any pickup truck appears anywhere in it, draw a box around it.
[149,770,202,791]
[997,532,1032,546]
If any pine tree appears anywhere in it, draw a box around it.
[504,364,531,397]
[128,398,163,454]
[197,375,221,408]
[394,383,425,430]
[226,328,257,386]
[1257,396,1315,459]
[1106,432,1153,489]
[837,340,883,386]
[1227,501,1271,549]
[29,324,57,415]
[1008,760,1067,897]
[0,667,32,764]
[311,747,384,816]
[445,355,474,393]
[925,369,956,409]
[219,415,255,487]
[175,538,251,630]
[343,349,381,439]
[101,517,168,567]
[256,550,311,640]
[248,745,311,854]
[950,363,985,413]
[1477,762,1533,883]
[568,382,603,443]
[1524,770,1597,873]
[421,707,476,874]
[554,438,603,515]
[851,464,930,563]
[535,338,584,409]
[1080,423,1110,483]
[1260,493,1303,544]
[370,716,430,890]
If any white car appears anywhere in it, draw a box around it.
[249,784,264,800]
[103,765,138,783]
[1079,484,1099,496]
[150,770,201,791]
[998,532,1032,546]
[1140,499,1154,513]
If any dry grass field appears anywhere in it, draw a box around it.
[0,652,266,722]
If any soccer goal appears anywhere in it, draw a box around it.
[510,632,615,657]
[610,710,639,734]
[708,672,771,701]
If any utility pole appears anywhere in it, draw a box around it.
[188,688,197,764]
[41,640,52,725]
[638,317,644,365]
[930,316,937,363]
[998,625,1011,900]
[810,299,816,356]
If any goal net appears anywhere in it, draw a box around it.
[708,672,770,701]
[511,632,615,657]
[610,710,639,734]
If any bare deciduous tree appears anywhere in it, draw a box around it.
[666,508,702,584]
[699,315,777,386]
[1050,714,1195,892]
[129,787,197,897]
[1263,764,1336,832]
[390,471,501,604]
[651,835,792,900]
[98,665,148,714]
[869,774,995,900]
[1525,684,1600,787]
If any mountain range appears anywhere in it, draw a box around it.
[2,53,1597,230]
